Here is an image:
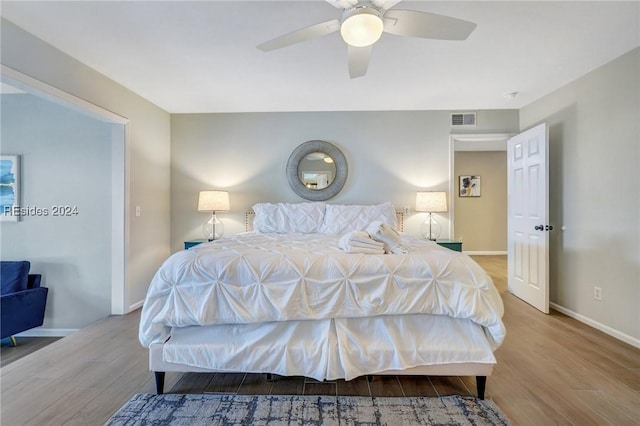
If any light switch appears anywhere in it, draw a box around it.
[135,206,141,217]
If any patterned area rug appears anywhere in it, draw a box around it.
[105,393,512,425]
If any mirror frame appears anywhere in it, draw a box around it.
[286,140,348,201]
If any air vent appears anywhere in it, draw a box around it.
[451,112,476,127]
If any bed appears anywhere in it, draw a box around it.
[139,201,505,398]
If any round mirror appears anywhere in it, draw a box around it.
[286,140,348,201]
[298,152,337,190]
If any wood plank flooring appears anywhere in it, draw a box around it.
[0,337,60,368]
[1,255,638,425]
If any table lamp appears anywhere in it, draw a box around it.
[415,191,448,241]
[197,190,230,240]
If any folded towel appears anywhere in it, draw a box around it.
[340,245,385,254]
[346,240,385,250]
[339,231,385,254]
[339,231,380,247]
[366,221,409,255]
[344,231,380,246]
[349,230,369,239]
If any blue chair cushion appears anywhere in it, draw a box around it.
[1,261,31,294]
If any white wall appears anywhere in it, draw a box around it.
[171,110,519,252]
[1,94,112,330]
[520,48,639,343]
[1,19,171,321]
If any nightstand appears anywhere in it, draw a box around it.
[436,240,462,252]
[184,239,208,250]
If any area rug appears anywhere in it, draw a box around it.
[104,393,512,425]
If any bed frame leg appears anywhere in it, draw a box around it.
[266,373,274,382]
[155,371,165,395]
[476,376,486,399]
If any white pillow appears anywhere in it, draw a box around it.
[319,202,398,234]
[252,202,326,234]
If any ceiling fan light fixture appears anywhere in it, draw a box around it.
[340,7,384,47]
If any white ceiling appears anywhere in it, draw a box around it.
[1,1,638,113]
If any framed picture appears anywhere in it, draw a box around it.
[459,175,480,197]
[1,155,20,221]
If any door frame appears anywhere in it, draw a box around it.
[1,65,131,315]
[448,133,513,240]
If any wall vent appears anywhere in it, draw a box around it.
[451,112,477,127]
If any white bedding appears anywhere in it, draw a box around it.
[139,233,505,351]
[162,314,496,381]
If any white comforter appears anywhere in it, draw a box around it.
[139,233,505,350]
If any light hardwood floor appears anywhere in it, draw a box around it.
[0,337,60,368]
[1,256,638,425]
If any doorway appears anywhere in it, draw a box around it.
[449,134,511,254]
[1,66,129,326]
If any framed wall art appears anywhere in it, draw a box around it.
[1,155,20,221]
[459,175,480,197]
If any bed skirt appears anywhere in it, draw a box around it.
[148,314,495,398]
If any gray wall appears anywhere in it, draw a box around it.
[1,19,171,326]
[1,94,112,330]
[454,151,507,252]
[520,48,639,342]
[6,13,636,346]
[171,110,519,252]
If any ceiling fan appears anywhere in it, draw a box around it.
[257,0,477,79]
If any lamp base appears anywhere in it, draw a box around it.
[203,212,224,240]
[421,213,441,241]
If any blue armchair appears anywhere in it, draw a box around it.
[1,261,48,346]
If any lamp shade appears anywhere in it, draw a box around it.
[197,190,230,212]
[415,191,448,213]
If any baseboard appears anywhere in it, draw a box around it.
[16,328,78,338]
[128,299,144,312]
[463,251,507,255]
[550,302,640,349]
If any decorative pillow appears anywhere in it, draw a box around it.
[252,202,326,234]
[0,260,31,295]
[319,201,398,234]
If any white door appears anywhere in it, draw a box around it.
[507,123,550,313]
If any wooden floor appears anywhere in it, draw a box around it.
[1,255,638,425]
[0,337,61,368]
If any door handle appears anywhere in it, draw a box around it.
[535,225,553,231]
[535,225,544,231]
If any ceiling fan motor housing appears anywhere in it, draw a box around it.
[340,6,384,47]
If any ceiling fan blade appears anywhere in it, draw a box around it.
[371,0,403,11]
[325,0,358,9]
[383,9,477,40]
[257,19,341,51]
[348,45,372,79]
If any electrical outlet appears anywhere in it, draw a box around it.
[593,286,602,301]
